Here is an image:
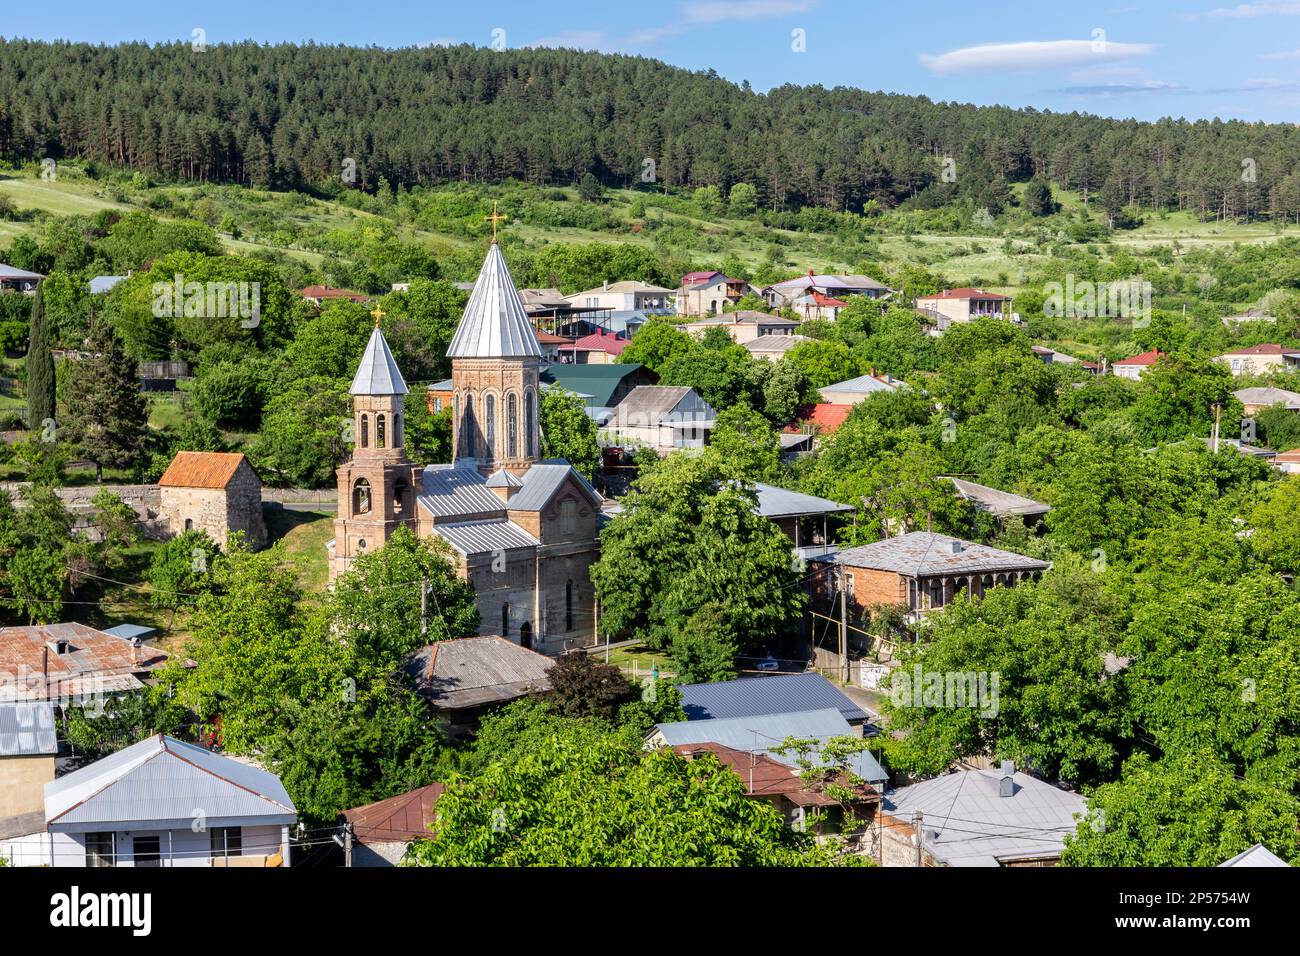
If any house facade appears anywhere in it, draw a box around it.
[915,288,1011,327]
[681,311,799,344]
[0,701,56,819]
[564,280,673,312]
[1112,349,1163,380]
[328,241,603,655]
[1214,343,1300,376]
[674,274,756,317]
[605,385,716,453]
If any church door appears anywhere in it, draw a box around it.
[519,621,533,650]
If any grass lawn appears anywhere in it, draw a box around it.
[266,507,334,592]
[601,642,673,679]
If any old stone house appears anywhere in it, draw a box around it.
[158,451,267,550]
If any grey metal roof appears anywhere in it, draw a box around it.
[508,462,603,511]
[349,326,409,396]
[1220,844,1290,867]
[418,461,601,520]
[431,519,540,556]
[447,243,543,359]
[485,468,522,489]
[820,373,904,395]
[1234,386,1300,408]
[751,482,853,518]
[947,477,1051,518]
[88,275,126,294]
[101,623,158,641]
[679,673,867,723]
[0,263,44,280]
[653,708,887,785]
[882,768,1086,866]
[404,636,553,710]
[0,701,57,756]
[612,385,696,422]
[45,734,296,830]
[822,532,1050,577]
[744,335,810,354]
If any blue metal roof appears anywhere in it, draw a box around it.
[679,673,868,724]
[102,623,157,641]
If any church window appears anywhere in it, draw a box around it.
[485,395,496,460]
[393,413,401,447]
[507,394,518,458]
[377,414,386,449]
[565,580,574,632]
[560,498,576,534]
[357,539,367,554]
[354,478,372,515]
[360,414,369,448]
[525,389,535,457]
[464,395,476,458]
[393,481,407,515]
[520,621,533,649]
[501,603,510,637]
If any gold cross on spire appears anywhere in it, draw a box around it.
[371,305,385,328]
[485,200,506,243]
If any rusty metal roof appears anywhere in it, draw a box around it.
[0,622,168,702]
[820,532,1050,577]
[341,783,445,845]
[403,636,552,711]
[672,742,877,808]
[158,451,251,489]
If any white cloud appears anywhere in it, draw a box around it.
[1187,2,1300,18]
[920,40,1156,76]
[1054,80,1186,95]
[527,30,612,51]
[1261,47,1300,59]
[414,38,458,49]
[682,0,817,24]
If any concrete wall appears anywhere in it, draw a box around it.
[0,754,54,817]
[5,823,287,867]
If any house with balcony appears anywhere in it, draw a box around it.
[0,263,44,293]
[674,273,756,317]
[604,385,716,453]
[681,311,800,344]
[763,272,896,310]
[915,288,1012,332]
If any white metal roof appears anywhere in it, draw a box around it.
[349,326,409,396]
[431,519,540,555]
[0,700,57,756]
[45,734,296,831]
[1220,844,1290,867]
[447,243,543,359]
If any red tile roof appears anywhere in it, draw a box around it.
[1114,348,1165,366]
[1273,449,1300,463]
[535,331,571,346]
[681,271,721,285]
[810,292,851,308]
[784,403,853,435]
[298,285,371,303]
[1221,343,1300,356]
[917,288,1012,301]
[341,783,445,845]
[0,622,168,702]
[158,451,252,489]
[672,742,878,808]
[559,329,629,356]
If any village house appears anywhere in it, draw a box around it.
[1272,449,1300,475]
[878,762,1085,867]
[681,311,800,343]
[0,701,56,821]
[158,450,267,550]
[297,284,372,306]
[784,403,853,441]
[763,272,896,310]
[751,482,853,562]
[540,362,658,412]
[0,263,44,293]
[339,783,444,867]
[915,288,1011,331]
[402,635,553,738]
[0,622,169,703]
[557,328,629,364]
[604,385,717,454]
[811,531,1050,626]
[0,734,297,867]
[947,477,1051,526]
[1235,385,1300,416]
[744,334,811,362]
[818,371,905,405]
[1221,308,1277,328]
[674,273,756,317]
[1214,343,1300,376]
[564,280,673,313]
[1111,348,1164,380]
[678,672,870,728]
[328,240,604,656]
[1032,345,1099,373]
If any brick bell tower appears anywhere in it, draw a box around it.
[329,308,422,582]
[447,211,544,477]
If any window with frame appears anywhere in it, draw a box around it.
[85,831,115,867]
[485,395,496,460]
[133,835,161,868]
[211,827,243,858]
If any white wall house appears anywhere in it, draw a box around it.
[1,734,296,867]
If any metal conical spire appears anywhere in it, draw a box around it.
[349,325,409,396]
[447,243,543,359]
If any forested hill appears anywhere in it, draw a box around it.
[2,39,1300,220]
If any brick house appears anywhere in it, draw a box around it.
[811,531,1050,626]
[158,451,267,550]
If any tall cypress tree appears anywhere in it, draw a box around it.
[25,282,55,433]
[61,318,149,483]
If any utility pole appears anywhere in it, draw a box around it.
[839,566,849,684]
[343,822,353,868]
[913,810,924,868]
[420,578,428,638]
[1212,403,1222,454]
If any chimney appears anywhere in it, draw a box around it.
[603,280,609,292]
[999,760,1016,797]
[951,541,963,554]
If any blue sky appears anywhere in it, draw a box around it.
[6,0,1300,122]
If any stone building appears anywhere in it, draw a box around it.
[328,241,603,656]
[158,451,266,550]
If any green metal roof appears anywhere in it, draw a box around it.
[540,363,647,407]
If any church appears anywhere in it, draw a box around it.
[327,239,603,656]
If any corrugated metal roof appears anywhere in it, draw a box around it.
[679,673,867,723]
[612,385,696,422]
[744,334,809,353]
[1235,386,1300,408]
[1220,844,1290,867]
[947,478,1051,518]
[350,325,409,396]
[45,734,296,829]
[0,700,57,756]
[101,623,158,641]
[0,622,167,702]
[540,363,650,407]
[417,461,601,519]
[342,783,444,844]
[404,636,553,710]
[0,263,44,280]
[820,373,904,395]
[653,708,887,784]
[158,451,250,489]
[882,768,1086,866]
[751,482,853,518]
[508,462,603,512]
[447,243,543,359]
[432,519,539,555]
[821,532,1050,576]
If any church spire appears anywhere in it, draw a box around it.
[350,324,408,396]
[447,243,543,360]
